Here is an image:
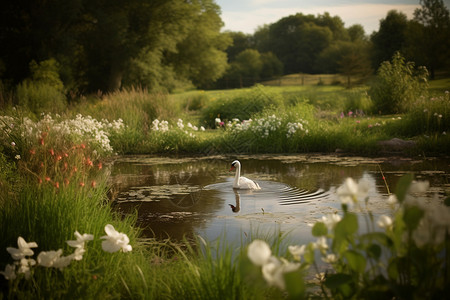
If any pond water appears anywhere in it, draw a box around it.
[110,154,449,246]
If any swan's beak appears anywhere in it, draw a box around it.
[229,166,235,171]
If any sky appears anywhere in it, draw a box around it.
[215,0,429,35]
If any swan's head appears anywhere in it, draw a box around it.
[229,160,240,171]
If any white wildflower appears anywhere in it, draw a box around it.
[288,245,305,261]
[377,215,393,229]
[0,264,16,280]
[7,237,38,260]
[321,213,342,229]
[336,178,370,205]
[322,254,337,264]
[100,224,132,253]
[247,240,271,266]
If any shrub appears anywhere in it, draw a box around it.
[369,52,428,114]
[16,81,66,116]
[200,85,284,128]
[16,59,67,116]
[342,88,373,113]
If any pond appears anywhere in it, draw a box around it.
[110,154,449,246]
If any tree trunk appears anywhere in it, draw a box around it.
[107,60,124,92]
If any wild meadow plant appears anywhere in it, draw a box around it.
[387,91,449,137]
[0,111,158,298]
[213,111,310,153]
[246,175,450,299]
[145,118,206,153]
[0,112,125,190]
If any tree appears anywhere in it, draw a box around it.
[411,0,450,78]
[316,41,372,85]
[0,0,231,93]
[371,10,409,69]
[166,0,231,89]
[338,43,373,87]
[347,24,367,42]
[260,52,283,79]
[225,31,254,62]
[268,14,333,74]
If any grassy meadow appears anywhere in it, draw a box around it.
[64,78,449,156]
[1,77,449,298]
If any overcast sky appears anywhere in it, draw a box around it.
[215,0,427,35]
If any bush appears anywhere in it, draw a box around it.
[200,85,283,128]
[369,52,428,114]
[342,88,373,114]
[16,59,67,115]
[16,81,66,116]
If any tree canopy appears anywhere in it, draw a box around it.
[0,0,230,93]
[1,0,449,94]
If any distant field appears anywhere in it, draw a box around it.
[261,73,366,86]
[260,72,448,93]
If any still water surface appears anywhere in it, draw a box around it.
[110,154,449,245]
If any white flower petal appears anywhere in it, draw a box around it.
[248,240,271,266]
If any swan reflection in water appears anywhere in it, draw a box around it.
[229,190,241,213]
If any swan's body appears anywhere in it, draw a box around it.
[229,160,261,190]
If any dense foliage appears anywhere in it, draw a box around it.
[1,0,449,96]
[0,0,230,93]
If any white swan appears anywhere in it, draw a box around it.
[229,160,261,190]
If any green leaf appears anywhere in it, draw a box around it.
[367,244,382,259]
[324,273,353,289]
[303,243,316,264]
[387,257,400,281]
[444,197,450,207]
[344,250,366,273]
[284,271,305,299]
[333,213,358,254]
[393,212,407,256]
[403,206,424,231]
[360,232,391,247]
[335,213,358,238]
[312,222,328,237]
[394,174,414,203]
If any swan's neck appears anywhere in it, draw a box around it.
[234,163,241,187]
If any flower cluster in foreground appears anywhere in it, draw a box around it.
[247,176,450,298]
[247,240,300,290]
[1,224,131,281]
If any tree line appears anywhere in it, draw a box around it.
[221,0,450,88]
[0,0,449,96]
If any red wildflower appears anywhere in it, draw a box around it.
[86,158,93,167]
[91,181,96,188]
[49,148,55,156]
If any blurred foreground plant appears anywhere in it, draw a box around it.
[247,175,450,299]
